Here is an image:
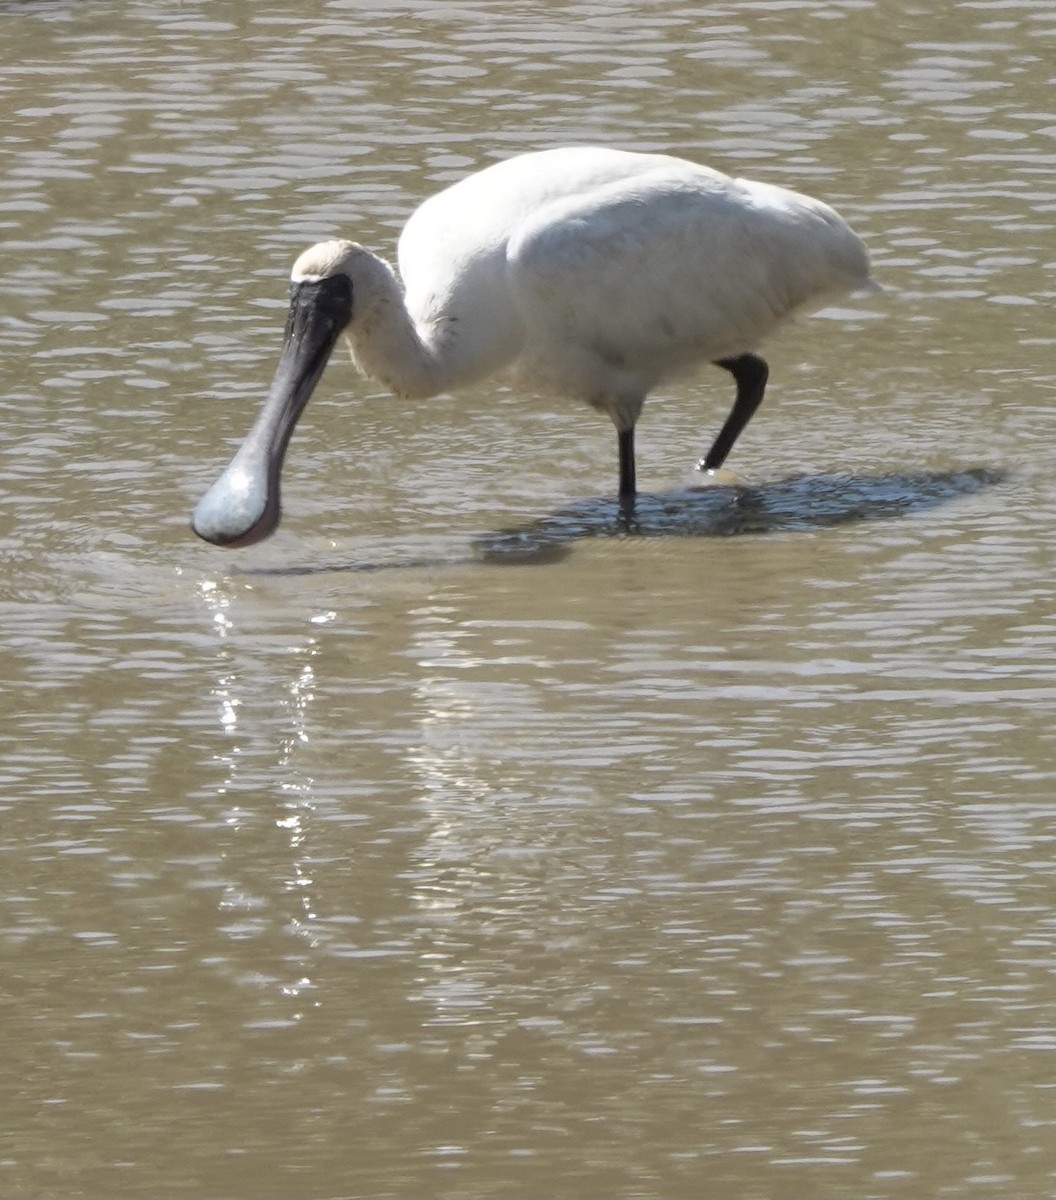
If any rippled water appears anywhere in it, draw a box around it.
[4,2,1056,1198]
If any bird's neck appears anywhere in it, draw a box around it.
[343,248,450,400]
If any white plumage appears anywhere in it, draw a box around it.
[193,146,875,547]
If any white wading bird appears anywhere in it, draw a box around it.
[192,146,876,547]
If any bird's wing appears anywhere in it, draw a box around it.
[505,165,868,375]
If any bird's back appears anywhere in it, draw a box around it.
[515,163,870,383]
[396,147,872,393]
[398,147,674,304]
[396,148,682,381]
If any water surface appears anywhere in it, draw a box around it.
[4,2,1056,1198]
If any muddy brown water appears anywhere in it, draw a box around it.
[4,2,1056,1198]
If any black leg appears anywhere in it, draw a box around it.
[698,353,769,471]
[618,426,636,498]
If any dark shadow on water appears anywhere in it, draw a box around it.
[239,467,1007,576]
[476,466,1007,565]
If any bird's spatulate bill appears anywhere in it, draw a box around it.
[192,275,352,547]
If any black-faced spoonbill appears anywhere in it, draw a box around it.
[192,146,876,547]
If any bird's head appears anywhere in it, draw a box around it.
[191,240,356,547]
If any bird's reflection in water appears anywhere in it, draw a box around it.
[475,466,1007,565]
[240,467,1006,577]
